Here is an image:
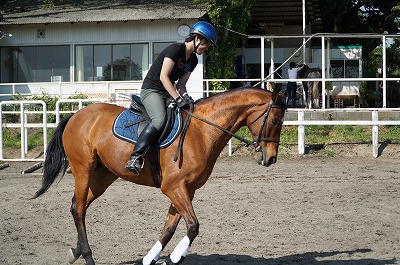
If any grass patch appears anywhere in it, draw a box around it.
[281,125,400,145]
[2,128,54,149]
[2,125,400,151]
[233,125,400,150]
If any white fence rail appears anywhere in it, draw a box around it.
[1,100,400,161]
[0,99,105,161]
[285,108,400,158]
[0,100,48,161]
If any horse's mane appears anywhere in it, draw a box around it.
[192,87,283,118]
[196,87,272,103]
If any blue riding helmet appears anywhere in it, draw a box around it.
[190,21,218,45]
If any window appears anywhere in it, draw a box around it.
[94,45,111,81]
[17,47,34,82]
[331,60,359,78]
[75,43,149,81]
[75,45,93,82]
[153,42,174,63]
[131,43,149,80]
[0,45,70,83]
[36,46,52,82]
[53,46,70,81]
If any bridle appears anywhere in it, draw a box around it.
[247,100,286,150]
[183,100,286,151]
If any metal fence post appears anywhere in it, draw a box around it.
[372,110,379,158]
[298,110,305,154]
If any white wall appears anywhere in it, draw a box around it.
[1,20,197,45]
[312,46,362,96]
[0,19,205,100]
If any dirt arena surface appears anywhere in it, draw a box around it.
[0,145,399,265]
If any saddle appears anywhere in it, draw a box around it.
[112,95,183,188]
[128,95,182,146]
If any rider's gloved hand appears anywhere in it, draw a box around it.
[175,97,190,110]
[183,94,194,105]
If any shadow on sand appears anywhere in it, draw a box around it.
[120,248,396,265]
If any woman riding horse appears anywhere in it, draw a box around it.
[33,88,286,265]
[125,21,218,174]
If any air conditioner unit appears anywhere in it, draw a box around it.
[51,76,63,82]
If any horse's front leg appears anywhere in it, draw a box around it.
[142,204,182,265]
[165,188,197,264]
[144,187,197,265]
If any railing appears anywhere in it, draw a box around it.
[0,81,141,108]
[284,108,400,158]
[0,99,106,161]
[1,99,399,161]
[0,100,48,161]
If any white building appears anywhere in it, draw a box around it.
[0,0,324,102]
[0,0,207,101]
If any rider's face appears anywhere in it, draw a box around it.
[195,38,212,54]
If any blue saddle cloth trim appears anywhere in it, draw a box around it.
[112,109,182,149]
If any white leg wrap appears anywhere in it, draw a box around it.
[143,241,162,265]
[170,235,190,264]
[67,248,78,264]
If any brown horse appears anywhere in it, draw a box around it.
[33,87,286,265]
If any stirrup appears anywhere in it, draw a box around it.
[125,155,144,174]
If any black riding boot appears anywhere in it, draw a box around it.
[125,123,159,174]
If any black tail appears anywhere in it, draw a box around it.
[32,114,73,199]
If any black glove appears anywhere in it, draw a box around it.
[183,94,194,105]
[175,97,190,110]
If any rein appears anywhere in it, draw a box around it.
[182,100,285,150]
[173,101,194,162]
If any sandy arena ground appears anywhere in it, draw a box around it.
[0,145,399,265]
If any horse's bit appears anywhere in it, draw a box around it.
[184,100,286,152]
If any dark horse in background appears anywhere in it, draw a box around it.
[297,65,322,108]
[33,88,286,265]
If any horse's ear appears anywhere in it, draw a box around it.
[271,88,279,103]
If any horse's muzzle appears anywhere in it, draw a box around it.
[255,150,277,167]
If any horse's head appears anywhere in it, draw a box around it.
[297,64,310,78]
[246,89,286,167]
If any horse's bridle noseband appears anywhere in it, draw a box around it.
[184,100,286,152]
[248,100,286,150]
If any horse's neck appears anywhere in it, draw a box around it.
[196,93,254,134]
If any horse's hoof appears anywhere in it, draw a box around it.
[67,248,79,264]
[170,257,185,265]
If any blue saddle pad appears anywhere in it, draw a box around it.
[112,109,182,149]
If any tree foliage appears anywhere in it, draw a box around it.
[194,0,253,89]
[42,0,56,10]
[321,0,400,59]
[366,38,400,76]
[322,0,400,34]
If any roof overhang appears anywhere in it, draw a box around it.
[247,0,322,34]
[0,0,207,25]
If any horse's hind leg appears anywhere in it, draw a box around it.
[312,81,320,108]
[142,204,182,265]
[68,166,117,265]
[69,194,93,265]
